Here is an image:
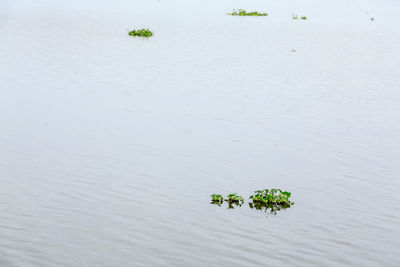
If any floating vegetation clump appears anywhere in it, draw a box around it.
[128,28,153,37]
[292,14,307,20]
[210,189,293,214]
[370,17,375,21]
[227,9,268,16]
[249,189,293,205]
[210,194,224,205]
[210,193,244,208]
[226,193,244,209]
[226,193,244,205]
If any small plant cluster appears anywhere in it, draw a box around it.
[211,189,293,214]
[210,194,224,204]
[292,14,307,20]
[128,28,153,37]
[211,193,244,208]
[227,9,268,16]
[226,193,244,204]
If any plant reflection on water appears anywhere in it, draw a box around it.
[248,201,293,215]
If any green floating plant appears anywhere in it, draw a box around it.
[227,9,268,16]
[249,188,293,214]
[249,189,293,205]
[225,193,244,204]
[292,14,307,20]
[210,194,224,205]
[370,17,374,21]
[128,28,153,37]
[225,193,244,209]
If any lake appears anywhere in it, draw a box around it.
[1,0,400,266]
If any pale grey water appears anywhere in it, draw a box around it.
[1,0,400,266]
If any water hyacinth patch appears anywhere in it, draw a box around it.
[225,193,244,209]
[225,193,244,204]
[210,194,224,205]
[249,189,293,205]
[128,28,153,37]
[227,9,268,16]
[249,189,293,214]
[210,193,244,208]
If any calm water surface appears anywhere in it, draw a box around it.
[1,0,400,266]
